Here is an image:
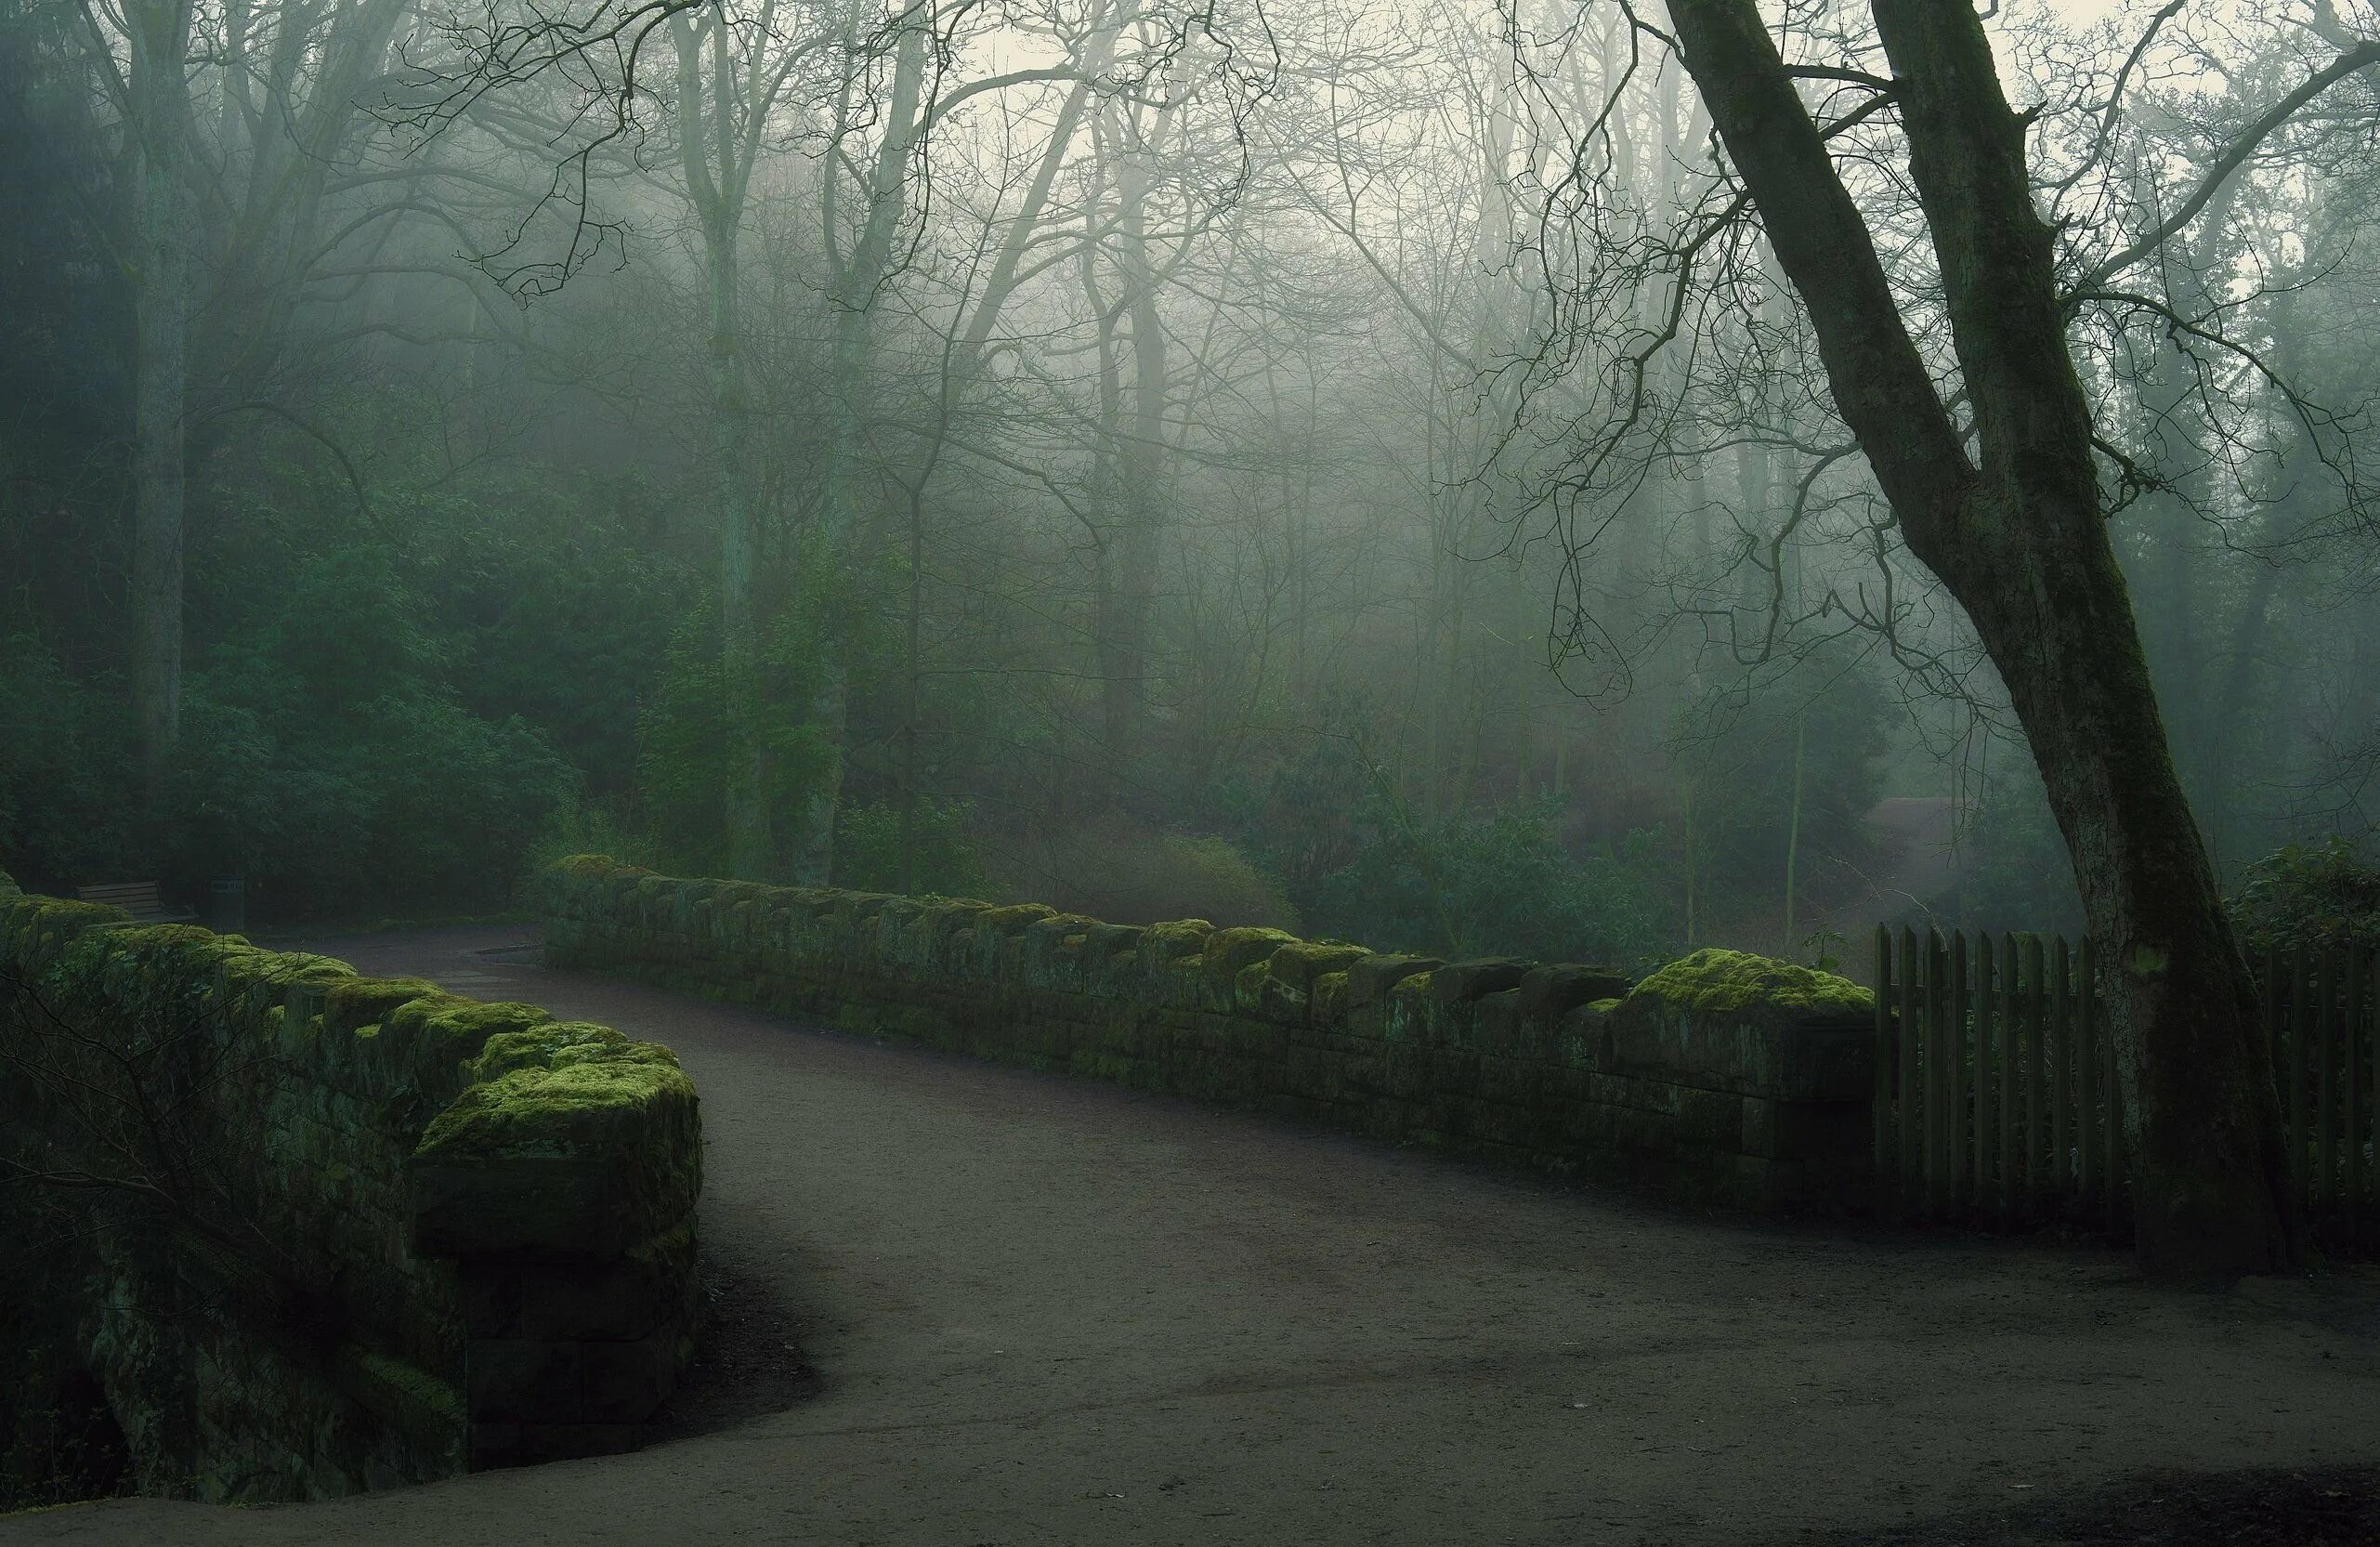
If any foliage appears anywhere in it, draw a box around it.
[831,798,990,898]
[0,634,141,891]
[528,791,656,880]
[1002,824,1300,930]
[1204,701,1375,902]
[1947,752,2086,938]
[634,601,837,879]
[2227,838,2380,961]
[1671,646,1893,915]
[0,480,642,919]
[1307,796,1671,965]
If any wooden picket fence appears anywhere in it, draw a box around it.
[1870,927,2376,1255]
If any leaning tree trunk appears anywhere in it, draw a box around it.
[128,0,194,817]
[1664,0,2295,1275]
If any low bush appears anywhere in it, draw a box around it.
[995,824,1300,930]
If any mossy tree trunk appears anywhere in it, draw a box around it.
[1662,0,2298,1275]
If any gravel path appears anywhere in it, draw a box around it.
[11,927,2378,1547]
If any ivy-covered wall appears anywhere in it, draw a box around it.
[0,877,701,1504]
[542,855,1876,1212]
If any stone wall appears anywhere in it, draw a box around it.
[0,882,701,1503]
[542,855,1875,1212]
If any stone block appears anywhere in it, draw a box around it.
[1430,958,1532,1004]
[1265,941,1371,995]
[411,1048,700,1259]
[582,1327,689,1422]
[1515,963,1635,1020]
[1345,954,1442,1006]
[1605,996,1873,1100]
[468,1338,583,1422]
[1202,927,1301,1008]
[1739,1096,1871,1161]
[461,1224,696,1341]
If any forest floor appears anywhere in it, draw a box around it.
[9,925,2378,1547]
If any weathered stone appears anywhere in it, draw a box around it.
[1515,963,1635,1019]
[582,1327,689,1422]
[532,859,1891,1255]
[1345,954,1443,1006]
[467,1339,583,1423]
[0,881,700,1500]
[1266,941,1371,995]
[1430,958,1533,1004]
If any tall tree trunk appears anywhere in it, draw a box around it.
[791,20,928,885]
[708,229,775,880]
[128,0,194,817]
[1664,0,2295,1275]
[1090,123,1170,803]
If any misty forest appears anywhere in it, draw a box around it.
[7,0,2380,1532]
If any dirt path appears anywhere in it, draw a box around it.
[13,928,2378,1547]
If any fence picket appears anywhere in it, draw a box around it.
[2321,950,2340,1214]
[2291,947,2311,1210]
[1863,926,2368,1252]
[1900,926,1921,1210]
[2024,935,2045,1205]
[2347,946,2364,1246]
[1874,925,1894,1204]
[1999,933,2019,1221]
[1975,933,1995,1213]
[1949,933,1969,1209]
[2078,939,2099,1214]
[2051,937,2073,1194]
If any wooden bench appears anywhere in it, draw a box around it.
[75,881,197,924]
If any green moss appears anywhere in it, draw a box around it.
[414,1043,702,1247]
[1265,941,1370,993]
[324,977,441,1035]
[978,903,1057,931]
[1627,948,1873,1016]
[418,1054,694,1160]
[466,1020,634,1083]
[1139,920,1213,962]
[1587,997,1622,1013]
[1204,925,1300,971]
[345,1346,464,1425]
[385,994,552,1048]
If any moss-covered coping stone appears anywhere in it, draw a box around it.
[541,855,1878,1213]
[0,889,702,1501]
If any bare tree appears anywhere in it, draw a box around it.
[1534,0,2380,1275]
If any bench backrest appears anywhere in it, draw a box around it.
[77,881,165,915]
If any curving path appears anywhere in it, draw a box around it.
[12,927,2379,1547]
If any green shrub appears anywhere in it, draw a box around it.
[831,797,989,898]
[0,632,141,890]
[634,602,835,879]
[1308,800,1670,965]
[2228,837,2380,960]
[1000,825,1300,930]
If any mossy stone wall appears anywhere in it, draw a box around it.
[541,856,1876,1211]
[0,885,701,1502]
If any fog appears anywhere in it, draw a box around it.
[7,0,2378,970]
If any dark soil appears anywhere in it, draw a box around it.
[1781,1465,2380,1547]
